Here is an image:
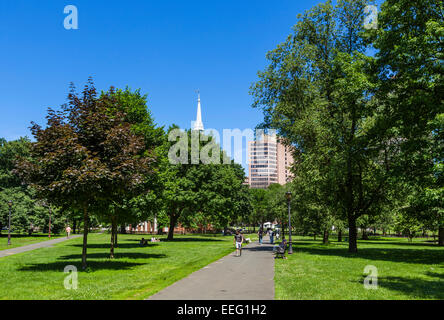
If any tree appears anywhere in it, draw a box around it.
[249,188,269,231]
[200,163,251,232]
[251,0,401,252]
[0,137,31,188]
[16,79,154,268]
[158,126,246,240]
[0,137,53,234]
[375,0,443,245]
[98,87,163,258]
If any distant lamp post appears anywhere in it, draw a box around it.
[7,201,13,246]
[285,191,293,254]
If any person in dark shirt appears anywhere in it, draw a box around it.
[234,230,244,257]
[258,228,263,244]
[279,238,287,251]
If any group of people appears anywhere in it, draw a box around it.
[234,228,286,258]
[139,237,160,246]
[257,228,280,245]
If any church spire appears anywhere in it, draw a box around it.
[193,90,204,131]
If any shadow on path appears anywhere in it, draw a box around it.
[243,245,274,252]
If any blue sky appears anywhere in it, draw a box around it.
[0,0,327,171]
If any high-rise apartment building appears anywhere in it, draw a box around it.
[248,134,294,189]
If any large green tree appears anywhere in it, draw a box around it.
[98,87,164,258]
[158,126,247,240]
[16,80,154,268]
[0,137,57,235]
[251,0,403,252]
[375,0,443,245]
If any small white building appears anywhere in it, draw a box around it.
[263,222,278,229]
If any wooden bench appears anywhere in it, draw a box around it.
[274,245,287,259]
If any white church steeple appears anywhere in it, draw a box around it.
[193,91,204,131]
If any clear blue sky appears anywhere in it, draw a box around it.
[0,0,321,170]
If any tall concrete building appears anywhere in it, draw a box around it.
[248,133,294,189]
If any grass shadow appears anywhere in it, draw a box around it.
[294,246,444,265]
[17,253,166,272]
[69,243,159,249]
[17,260,147,272]
[59,252,166,260]
[162,237,223,242]
[378,276,444,299]
[357,240,438,248]
[0,234,62,239]
[425,271,444,280]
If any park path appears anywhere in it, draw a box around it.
[0,235,82,258]
[148,236,275,300]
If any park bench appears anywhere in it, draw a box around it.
[274,245,287,259]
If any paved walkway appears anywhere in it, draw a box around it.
[0,235,82,258]
[148,236,275,300]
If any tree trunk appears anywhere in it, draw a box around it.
[113,220,118,247]
[439,227,444,246]
[323,229,329,244]
[338,230,342,242]
[348,216,358,253]
[362,229,369,240]
[167,214,177,241]
[82,205,89,270]
[110,216,118,259]
[73,219,77,234]
[313,233,316,241]
[110,226,115,259]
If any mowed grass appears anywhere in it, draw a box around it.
[0,233,65,251]
[275,236,444,300]
[0,233,236,300]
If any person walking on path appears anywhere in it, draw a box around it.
[269,229,274,244]
[234,230,244,257]
[65,225,71,239]
[258,228,263,245]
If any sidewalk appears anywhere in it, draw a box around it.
[0,235,82,258]
[148,237,275,300]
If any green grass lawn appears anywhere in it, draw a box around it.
[275,236,444,300]
[0,233,65,251]
[0,233,237,300]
